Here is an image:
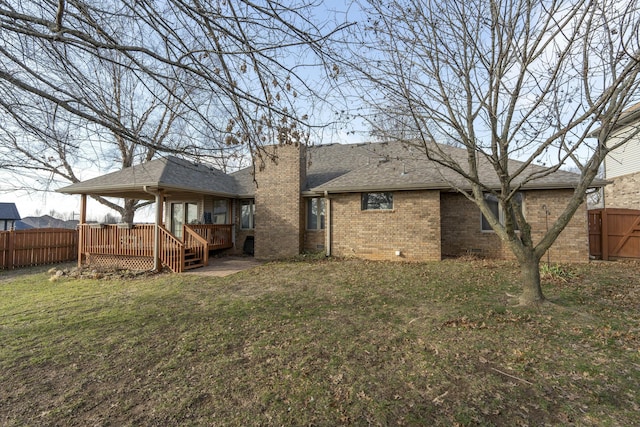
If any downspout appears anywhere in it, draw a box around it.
[324,191,331,257]
[231,199,236,249]
[143,186,162,271]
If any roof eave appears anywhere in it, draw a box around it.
[311,181,606,194]
[57,183,240,199]
[56,182,161,196]
[310,183,451,194]
[588,107,640,138]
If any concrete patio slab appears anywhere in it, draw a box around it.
[184,256,262,277]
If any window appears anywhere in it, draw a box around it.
[481,193,523,232]
[240,199,255,229]
[361,192,393,210]
[213,199,228,224]
[307,198,325,230]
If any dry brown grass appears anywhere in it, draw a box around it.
[1,258,638,426]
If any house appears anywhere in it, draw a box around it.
[0,202,21,231]
[599,103,640,208]
[17,215,78,230]
[13,220,33,230]
[58,141,602,272]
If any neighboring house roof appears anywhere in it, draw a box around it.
[589,102,640,138]
[18,215,78,229]
[58,156,239,199]
[0,202,20,220]
[596,102,640,179]
[14,221,34,230]
[610,102,640,133]
[58,141,605,199]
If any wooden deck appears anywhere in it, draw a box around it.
[186,224,234,250]
[78,223,233,272]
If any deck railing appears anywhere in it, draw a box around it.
[78,222,234,272]
[80,224,184,272]
[158,225,184,273]
[186,224,233,249]
[80,224,155,257]
[183,225,209,267]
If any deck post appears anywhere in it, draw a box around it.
[78,194,87,268]
[153,191,163,271]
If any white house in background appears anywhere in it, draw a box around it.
[602,103,640,209]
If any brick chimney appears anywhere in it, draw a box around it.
[254,143,306,260]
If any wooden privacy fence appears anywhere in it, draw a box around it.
[588,208,640,260]
[0,228,78,269]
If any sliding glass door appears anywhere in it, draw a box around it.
[171,202,198,239]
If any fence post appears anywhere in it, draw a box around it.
[1,232,7,269]
[602,209,609,261]
[7,229,15,269]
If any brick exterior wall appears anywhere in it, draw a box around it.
[440,190,589,263]
[329,190,441,261]
[528,190,589,262]
[604,171,640,209]
[304,228,325,252]
[227,147,589,264]
[440,193,511,259]
[254,144,306,260]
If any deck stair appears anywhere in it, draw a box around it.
[183,248,205,270]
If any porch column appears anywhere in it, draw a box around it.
[153,191,164,271]
[78,194,87,268]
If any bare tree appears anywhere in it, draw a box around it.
[0,46,194,221]
[0,0,346,215]
[342,0,640,304]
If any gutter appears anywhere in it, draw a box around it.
[588,107,640,138]
[309,180,608,195]
[309,183,450,194]
[58,182,240,199]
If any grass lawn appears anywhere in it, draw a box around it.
[1,258,639,426]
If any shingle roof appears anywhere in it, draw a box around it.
[589,102,640,137]
[58,141,605,199]
[229,167,255,197]
[58,156,239,198]
[0,202,21,220]
[308,141,603,193]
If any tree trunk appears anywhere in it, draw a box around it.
[121,199,137,223]
[519,255,545,305]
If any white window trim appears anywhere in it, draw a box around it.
[240,199,255,230]
[306,197,325,231]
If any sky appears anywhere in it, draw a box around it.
[0,1,366,223]
[1,1,635,223]
[0,128,369,223]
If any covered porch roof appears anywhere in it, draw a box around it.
[56,156,241,200]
